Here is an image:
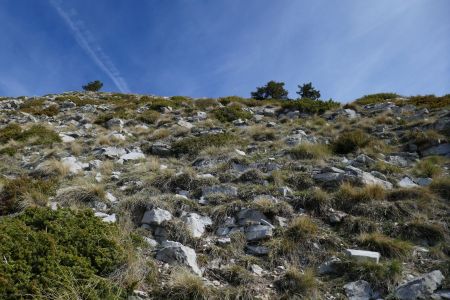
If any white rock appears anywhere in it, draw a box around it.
[95,212,117,223]
[61,156,87,174]
[250,264,263,275]
[344,280,373,300]
[396,270,444,300]
[344,249,380,263]
[59,134,75,143]
[235,149,246,156]
[105,192,117,203]
[398,177,418,188]
[141,208,172,225]
[181,212,213,238]
[118,151,145,164]
[156,241,202,276]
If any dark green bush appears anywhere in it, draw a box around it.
[335,259,402,291]
[397,94,450,109]
[0,147,17,156]
[353,93,400,105]
[399,221,446,246]
[0,207,126,299]
[281,98,340,114]
[0,124,22,143]
[172,133,237,156]
[213,105,252,122]
[137,110,160,124]
[333,129,370,154]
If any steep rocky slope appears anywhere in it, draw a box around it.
[0,92,449,299]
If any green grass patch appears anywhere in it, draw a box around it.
[357,233,412,258]
[289,143,331,160]
[172,133,238,156]
[213,105,252,122]
[0,124,61,146]
[281,98,340,114]
[353,93,400,106]
[333,129,370,154]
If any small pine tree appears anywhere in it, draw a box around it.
[297,82,320,100]
[82,80,103,92]
[251,80,289,100]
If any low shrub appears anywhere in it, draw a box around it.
[335,259,402,291]
[137,110,160,124]
[213,105,252,122]
[281,98,340,114]
[429,176,450,199]
[218,265,254,286]
[413,156,445,178]
[289,143,331,160]
[172,133,238,156]
[357,233,412,258]
[0,207,127,299]
[399,221,447,246]
[0,123,22,143]
[373,161,402,175]
[397,94,450,109]
[0,176,58,215]
[284,216,318,241]
[406,129,445,150]
[333,129,370,154]
[334,183,385,212]
[0,124,61,146]
[353,93,400,106]
[274,268,317,297]
[163,268,213,300]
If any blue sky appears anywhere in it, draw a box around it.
[0,0,449,102]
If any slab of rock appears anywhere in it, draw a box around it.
[105,118,124,129]
[151,143,172,156]
[246,245,269,255]
[101,147,127,158]
[344,280,373,300]
[346,166,393,189]
[59,134,75,143]
[422,144,450,157]
[141,208,172,225]
[202,185,238,197]
[181,212,212,238]
[319,257,341,275]
[118,151,145,164]
[344,249,380,263]
[156,241,202,276]
[398,176,418,188]
[237,209,270,226]
[94,212,117,223]
[396,270,444,300]
[61,156,88,174]
[177,119,194,129]
[245,224,273,241]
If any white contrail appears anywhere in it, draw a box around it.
[49,0,130,93]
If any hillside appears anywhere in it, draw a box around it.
[0,92,449,299]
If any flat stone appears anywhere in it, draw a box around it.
[141,208,172,225]
[344,249,380,263]
[245,224,273,241]
[181,212,212,238]
[398,177,418,188]
[396,270,444,300]
[156,241,202,276]
[344,280,373,300]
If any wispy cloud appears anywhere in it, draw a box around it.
[49,0,129,93]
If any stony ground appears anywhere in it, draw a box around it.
[0,92,449,299]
